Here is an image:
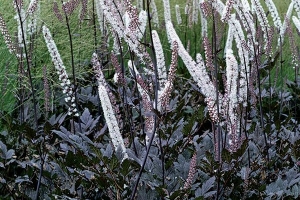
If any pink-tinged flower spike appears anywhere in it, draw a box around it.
[128,60,154,144]
[233,1,256,51]
[27,0,40,36]
[175,5,182,25]
[227,16,249,105]
[152,30,167,89]
[199,0,207,37]
[183,153,197,190]
[221,0,235,23]
[278,2,294,46]
[225,49,240,151]
[99,0,153,69]
[62,0,80,16]
[150,0,159,27]
[26,0,38,14]
[159,41,178,111]
[251,0,270,49]
[42,25,78,116]
[0,14,16,55]
[265,0,282,31]
[91,53,128,160]
[53,2,63,22]
[293,0,300,19]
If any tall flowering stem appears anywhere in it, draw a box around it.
[91,53,128,160]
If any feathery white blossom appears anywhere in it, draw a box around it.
[163,0,171,22]
[192,0,198,24]
[95,0,105,33]
[43,25,78,116]
[293,0,300,19]
[137,10,147,40]
[15,8,26,47]
[175,5,182,25]
[152,30,167,89]
[278,2,294,46]
[150,0,159,27]
[225,49,239,149]
[292,16,300,32]
[199,0,207,37]
[91,53,128,160]
[251,0,270,48]
[265,0,282,31]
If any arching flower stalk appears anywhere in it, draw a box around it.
[91,53,128,160]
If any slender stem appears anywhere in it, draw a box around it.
[15,1,38,129]
[35,148,45,200]
[130,0,159,198]
[61,1,82,133]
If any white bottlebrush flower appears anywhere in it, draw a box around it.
[163,0,171,22]
[175,5,182,25]
[123,11,131,31]
[292,16,300,32]
[293,0,300,19]
[15,8,26,47]
[192,0,198,24]
[221,0,235,22]
[95,0,105,33]
[225,49,239,149]
[225,24,233,56]
[241,0,251,12]
[150,0,159,27]
[278,2,294,46]
[233,1,256,45]
[27,0,39,14]
[137,10,147,40]
[91,53,128,160]
[251,0,270,48]
[199,0,207,37]
[43,25,78,116]
[27,0,40,36]
[165,20,218,104]
[265,0,282,31]
[152,30,167,89]
[212,0,225,15]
